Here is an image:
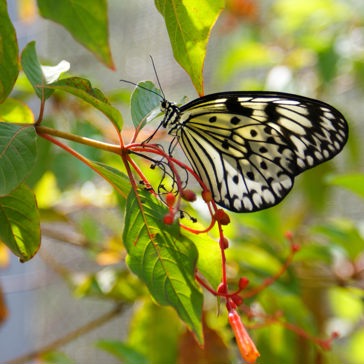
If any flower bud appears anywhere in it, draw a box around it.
[228,309,260,363]
[201,190,212,203]
[181,189,197,202]
[214,209,230,225]
[165,193,176,208]
[163,212,174,225]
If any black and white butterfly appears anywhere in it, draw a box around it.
[158,91,348,212]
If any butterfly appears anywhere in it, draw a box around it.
[158,91,348,212]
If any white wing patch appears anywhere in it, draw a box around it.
[162,92,348,212]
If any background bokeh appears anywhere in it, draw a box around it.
[1,0,363,363]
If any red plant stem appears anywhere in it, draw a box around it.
[242,244,297,299]
[126,153,154,189]
[128,143,219,233]
[194,274,219,295]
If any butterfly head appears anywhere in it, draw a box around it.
[161,99,181,128]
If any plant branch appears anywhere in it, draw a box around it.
[7,303,125,364]
[36,125,121,154]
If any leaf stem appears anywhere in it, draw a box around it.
[36,125,121,154]
[36,94,46,125]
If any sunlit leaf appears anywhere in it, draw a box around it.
[123,189,203,343]
[155,0,224,95]
[345,328,364,363]
[128,300,181,364]
[0,98,34,124]
[329,287,363,321]
[37,0,114,69]
[184,230,221,290]
[0,183,40,262]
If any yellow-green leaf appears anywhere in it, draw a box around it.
[155,0,225,95]
[0,98,35,124]
[0,183,40,262]
[37,0,114,69]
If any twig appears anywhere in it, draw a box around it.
[7,303,125,364]
[36,125,121,154]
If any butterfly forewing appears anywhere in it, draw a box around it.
[162,91,348,212]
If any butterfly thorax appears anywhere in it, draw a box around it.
[161,100,183,135]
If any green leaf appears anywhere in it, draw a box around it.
[185,230,221,290]
[0,123,37,196]
[155,0,224,95]
[293,243,333,264]
[317,43,338,84]
[0,183,40,262]
[0,0,19,102]
[97,340,148,364]
[313,219,364,260]
[0,98,35,124]
[326,173,364,199]
[37,0,114,69]
[45,77,123,131]
[21,41,55,100]
[130,81,162,129]
[128,301,181,364]
[123,189,203,343]
[40,351,75,364]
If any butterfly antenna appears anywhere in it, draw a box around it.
[120,79,163,99]
[149,55,166,100]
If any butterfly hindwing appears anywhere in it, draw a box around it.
[162,91,348,212]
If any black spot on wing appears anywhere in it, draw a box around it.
[250,129,258,137]
[222,140,230,149]
[230,116,240,125]
[225,97,254,117]
[264,103,280,123]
